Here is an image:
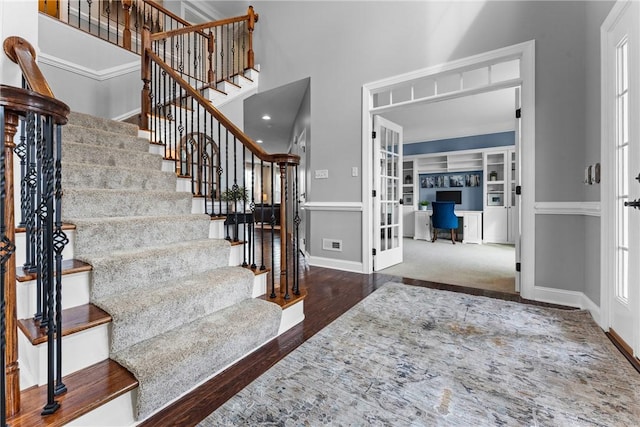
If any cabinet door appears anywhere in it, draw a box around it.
[483,207,509,243]
[403,206,415,237]
[463,212,482,244]
[414,211,430,240]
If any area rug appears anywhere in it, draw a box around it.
[199,282,640,426]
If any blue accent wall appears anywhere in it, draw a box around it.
[418,171,483,211]
[404,131,515,156]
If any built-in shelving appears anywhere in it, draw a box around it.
[415,151,483,173]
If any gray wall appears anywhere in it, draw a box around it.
[243,1,612,291]
[37,14,140,119]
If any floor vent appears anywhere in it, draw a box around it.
[322,238,342,252]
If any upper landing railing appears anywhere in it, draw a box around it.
[39,0,190,54]
[39,0,258,87]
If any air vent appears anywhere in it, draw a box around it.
[322,238,343,252]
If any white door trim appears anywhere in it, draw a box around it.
[362,40,536,299]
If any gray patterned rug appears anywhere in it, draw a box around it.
[199,282,640,426]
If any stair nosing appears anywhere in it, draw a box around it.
[18,303,111,346]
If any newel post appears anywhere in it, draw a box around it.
[140,25,152,131]
[278,162,289,299]
[122,0,133,51]
[247,6,259,70]
[2,111,20,418]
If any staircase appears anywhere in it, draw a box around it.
[11,108,300,425]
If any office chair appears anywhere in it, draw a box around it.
[431,201,458,244]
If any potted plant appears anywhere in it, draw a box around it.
[419,200,430,211]
[221,186,248,212]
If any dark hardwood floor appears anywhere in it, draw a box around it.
[140,251,571,427]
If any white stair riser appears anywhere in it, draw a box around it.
[252,273,267,298]
[68,389,137,427]
[17,271,91,320]
[15,232,75,270]
[19,324,109,388]
[278,300,305,335]
[209,220,225,239]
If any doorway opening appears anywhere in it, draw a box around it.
[362,40,535,298]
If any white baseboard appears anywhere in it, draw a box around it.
[308,256,364,273]
[533,286,601,324]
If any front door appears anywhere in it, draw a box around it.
[373,116,403,270]
[603,0,640,355]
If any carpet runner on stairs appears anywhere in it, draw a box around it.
[60,111,282,420]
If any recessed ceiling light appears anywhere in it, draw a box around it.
[262,115,271,120]
[256,139,263,144]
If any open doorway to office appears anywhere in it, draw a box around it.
[377,87,519,294]
[362,41,535,298]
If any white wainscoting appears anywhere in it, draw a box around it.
[304,202,364,273]
[534,201,601,217]
[533,286,601,324]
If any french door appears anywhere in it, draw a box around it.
[373,116,403,270]
[603,0,639,355]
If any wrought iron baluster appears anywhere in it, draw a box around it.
[250,154,256,269]
[293,165,300,295]
[282,164,290,300]
[41,115,59,416]
[269,165,275,298]
[260,159,266,271]
[53,123,67,396]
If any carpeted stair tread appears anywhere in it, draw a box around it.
[62,124,150,152]
[68,111,138,136]
[81,238,232,301]
[62,141,163,171]
[62,161,177,191]
[61,189,193,219]
[69,214,212,257]
[112,298,282,420]
[95,266,255,353]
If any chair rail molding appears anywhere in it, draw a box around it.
[39,53,140,82]
[302,201,363,212]
[534,201,601,217]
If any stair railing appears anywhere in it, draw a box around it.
[140,13,301,301]
[142,6,258,94]
[38,0,191,55]
[1,37,70,420]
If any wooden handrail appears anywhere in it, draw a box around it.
[150,6,258,41]
[3,37,54,99]
[144,48,298,166]
[140,0,191,28]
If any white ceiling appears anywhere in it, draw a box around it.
[243,78,310,153]
[380,87,517,144]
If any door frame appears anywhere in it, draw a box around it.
[361,40,536,299]
[600,0,640,352]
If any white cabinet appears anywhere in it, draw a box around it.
[403,206,415,237]
[462,212,482,244]
[414,210,482,244]
[402,160,416,237]
[414,210,431,240]
[483,149,516,243]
